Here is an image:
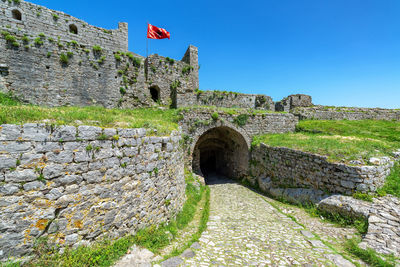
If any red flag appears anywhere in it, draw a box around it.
[147,24,170,40]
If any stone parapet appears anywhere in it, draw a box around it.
[250,144,395,195]
[0,124,185,260]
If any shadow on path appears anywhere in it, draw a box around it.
[203,172,236,185]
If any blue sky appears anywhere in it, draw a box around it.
[30,0,400,108]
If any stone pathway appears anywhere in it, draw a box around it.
[116,175,360,266]
[180,175,355,266]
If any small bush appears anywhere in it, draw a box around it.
[59,53,69,64]
[165,57,174,65]
[97,56,106,64]
[48,37,54,43]
[21,35,30,43]
[46,52,52,58]
[34,37,43,46]
[120,87,126,95]
[52,13,59,20]
[114,53,121,61]
[211,112,219,121]
[234,114,249,126]
[5,34,16,42]
[92,45,102,53]
[38,33,45,38]
[69,40,78,47]
[182,65,193,74]
[132,57,141,67]
[66,51,73,58]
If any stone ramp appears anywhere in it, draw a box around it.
[180,181,354,266]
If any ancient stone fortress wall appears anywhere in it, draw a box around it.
[179,108,298,178]
[250,143,395,196]
[275,94,313,112]
[144,45,199,108]
[0,124,185,260]
[0,29,199,108]
[292,105,400,121]
[0,0,199,108]
[0,0,128,51]
[177,90,275,111]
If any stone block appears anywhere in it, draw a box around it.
[52,126,76,142]
[83,170,102,183]
[54,175,82,186]
[103,128,117,138]
[46,151,73,164]
[0,124,22,141]
[43,163,64,179]
[5,169,37,182]
[0,184,20,195]
[23,180,46,191]
[78,126,102,140]
[74,151,92,162]
[35,142,62,153]
[0,141,32,153]
[46,188,63,200]
[22,123,50,141]
[0,155,17,169]
[118,128,137,138]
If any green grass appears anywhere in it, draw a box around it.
[21,171,206,267]
[377,162,400,198]
[0,92,179,135]
[345,238,397,267]
[253,120,400,163]
[303,203,368,235]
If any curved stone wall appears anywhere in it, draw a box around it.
[0,124,185,260]
[250,143,395,195]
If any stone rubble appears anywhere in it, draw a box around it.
[319,194,400,257]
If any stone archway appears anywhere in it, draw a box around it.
[192,126,249,181]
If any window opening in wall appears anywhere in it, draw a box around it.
[69,24,78,34]
[150,86,160,103]
[12,9,22,21]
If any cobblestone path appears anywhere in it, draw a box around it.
[183,175,354,266]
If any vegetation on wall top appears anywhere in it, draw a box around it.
[0,92,180,135]
[252,120,400,164]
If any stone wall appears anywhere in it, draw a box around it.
[145,46,199,108]
[319,195,400,257]
[292,106,400,121]
[178,108,298,176]
[177,91,275,111]
[275,94,313,112]
[1,0,128,51]
[0,1,199,108]
[0,124,185,260]
[0,27,198,108]
[250,144,395,195]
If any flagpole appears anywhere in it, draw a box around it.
[146,22,149,58]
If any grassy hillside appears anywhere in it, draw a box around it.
[0,92,180,135]
[253,120,400,164]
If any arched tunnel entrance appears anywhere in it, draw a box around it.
[192,126,249,183]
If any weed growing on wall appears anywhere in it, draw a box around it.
[59,53,69,64]
[234,114,249,126]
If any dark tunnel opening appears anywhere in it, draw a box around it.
[192,126,249,184]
